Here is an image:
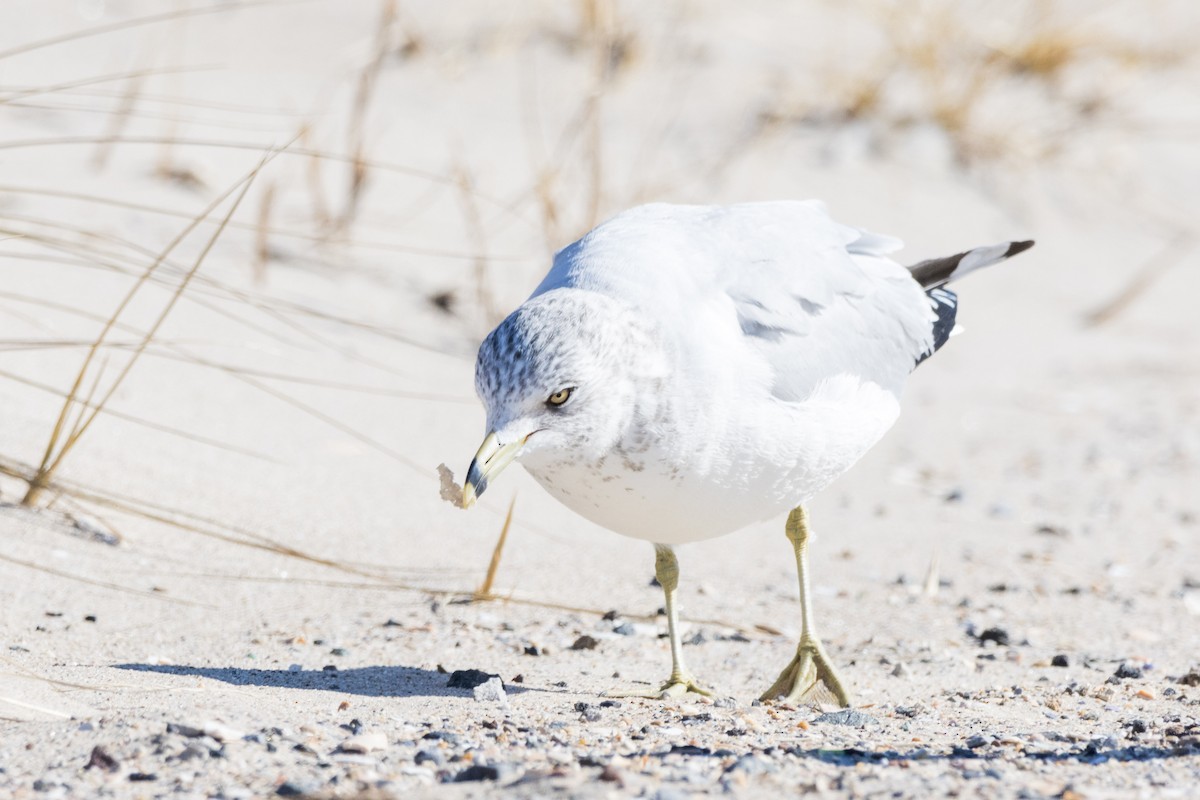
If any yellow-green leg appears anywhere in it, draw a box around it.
[607,545,712,699]
[760,506,852,707]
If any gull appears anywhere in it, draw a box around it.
[460,201,1032,704]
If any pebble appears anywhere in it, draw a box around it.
[446,669,501,689]
[339,731,387,753]
[85,746,119,772]
[813,709,879,727]
[1052,654,1070,667]
[453,764,501,782]
[1113,663,1143,680]
[975,627,1011,647]
[415,749,444,766]
[473,677,507,703]
[203,721,246,742]
[570,635,599,650]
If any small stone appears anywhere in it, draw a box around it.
[613,622,636,636]
[976,627,1011,647]
[340,731,387,753]
[599,764,624,783]
[1177,670,1200,687]
[446,669,501,690]
[725,754,776,775]
[422,730,460,745]
[891,662,910,678]
[683,630,707,646]
[1051,654,1070,667]
[573,702,601,722]
[275,781,315,796]
[85,745,119,772]
[166,723,205,738]
[1113,663,1143,680]
[127,773,157,782]
[415,749,444,766]
[570,635,599,651]
[712,696,737,709]
[203,721,246,742]
[472,677,507,703]
[453,764,500,782]
[965,735,992,749]
[813,709,878,727]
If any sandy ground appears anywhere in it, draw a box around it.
[1,1,1199,797]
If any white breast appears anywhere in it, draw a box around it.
[520,373,901,545]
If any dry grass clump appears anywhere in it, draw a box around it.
[765,0,1189,166]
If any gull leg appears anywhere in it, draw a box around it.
[606,545,712,699]
[760,506,852,707]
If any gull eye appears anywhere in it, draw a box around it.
[546,387,574,407]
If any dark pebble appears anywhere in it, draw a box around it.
[275,781,311,796]
[446,669,501,689]
[976,627,1011,647]
[85,746,119,772]
[330,648,347,656]
[1052,654,1070,667]
[422,730,461,745]
[669,744,711,756]
[1113,663,1143,680]
[415,749,444,766]
[570,635,599,651]
[453,765,500,782]
[602,610,619,621]
[127,773,157,782]
[613,622,636,636]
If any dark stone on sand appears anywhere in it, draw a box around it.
[976,627,1011,647]
[446,669,501,689]
[1113,662,1143,680]
[453,764,501,782]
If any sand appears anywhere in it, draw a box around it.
[1,1,1198,797]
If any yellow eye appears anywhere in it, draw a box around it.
[546,387,574,407]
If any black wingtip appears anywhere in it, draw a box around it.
[1006,240,1035,258]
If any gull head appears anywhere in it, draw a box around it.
[462,288,660,507]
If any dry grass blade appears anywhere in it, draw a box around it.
[0,135,523,224]
[0,551,207,607]
[91,69,144,170]
[20,145,285,506]
[454,163,498,328]
[0,65,218,106]
[1083,234,1195,327]
[0,366,277,461]
[335,0,396,232]
[0,0,290,62]
[255,180,276,284]
[474,495,516,600]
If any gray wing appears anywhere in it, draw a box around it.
[536,201,936,400]
[717,203,935,400]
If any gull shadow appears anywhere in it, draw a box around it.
[114,663,534,698]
